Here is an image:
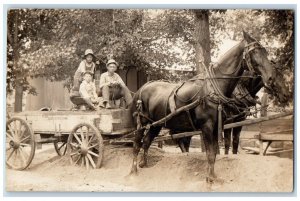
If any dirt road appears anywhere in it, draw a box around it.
[6,144,293,192]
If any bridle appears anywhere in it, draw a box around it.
[204,40,266,105]
[243,40,267,73]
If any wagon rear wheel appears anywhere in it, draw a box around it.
[6,117,35,170]
[54,141,67,156]
[67,123,103,169]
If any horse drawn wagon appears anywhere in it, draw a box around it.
[6,108,134,170]
[6,31,294,184]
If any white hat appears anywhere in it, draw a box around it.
[84,49,95,57]
[106,59,119,67]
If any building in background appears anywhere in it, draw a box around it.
[25,67,148,111]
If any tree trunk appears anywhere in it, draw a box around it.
[193,10,211,76]
[12,11,23,112]
[193,10,210,151]
[14,80,23,112]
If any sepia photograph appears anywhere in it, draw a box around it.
[4,6,294,193]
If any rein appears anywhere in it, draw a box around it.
[131,41,266,142]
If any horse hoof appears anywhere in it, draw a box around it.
[206,176,224,184]
[139,161,147,168]
[129,166,138,176]
[129,170,138,176]
[206,176,215,183]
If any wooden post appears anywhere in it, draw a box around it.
[260,94,267,155]
[261,93,268,117]
[259,140,264,156]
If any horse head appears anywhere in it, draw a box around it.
[266,62,290,105]
[242,31,276,89]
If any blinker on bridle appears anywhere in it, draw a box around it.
[243,41,266,73]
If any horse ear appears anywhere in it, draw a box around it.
[243,30,254,42]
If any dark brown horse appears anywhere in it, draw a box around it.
[223,68,290,154]
[129,32,276,182]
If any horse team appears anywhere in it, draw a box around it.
[128,31,288,183]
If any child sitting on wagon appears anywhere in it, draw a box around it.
[79,71,99,110]
[98,59,133,109]
[72,49,96,93]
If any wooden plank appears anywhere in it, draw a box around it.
[154,131,201,142]
[224,111,293,130]
[36,137,58,143]
[242,123,262,132]
[261,129,293,135]
[261,119,293,133]
[240,131,259,139]
[259,140,263,155]
[259,134,293,141]
[242,146,260,153]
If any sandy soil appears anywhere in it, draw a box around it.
[6,144,293,192]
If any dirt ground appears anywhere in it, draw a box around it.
[6,143,293,192]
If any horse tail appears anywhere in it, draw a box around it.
[136,99,143,130]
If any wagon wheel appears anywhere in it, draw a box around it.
[67,123,103,169]
[54,141,67,156]
[6,117,36,170]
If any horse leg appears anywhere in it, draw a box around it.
[232,126,242,154]
[224,128,232,155]
[139,126,162,168]
[177,137,187,153]
[130,128,145,175]
[202,119,218,183]
[184,136,192,152]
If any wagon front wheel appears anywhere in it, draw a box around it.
[6,117,35,170]
[67,123,103,169]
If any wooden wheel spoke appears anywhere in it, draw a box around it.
[74,155,81,165]
[86,127,91,143]
[6,147,12,151]
[17,120,22,137]
[85,156,89,170]
[88,134,95,145]
[80,127,85,143]
[62,145,67,155]
[73,133,82,144]
[88,143,99,150]
[88,150,99,157]
[7,149,15,161]
[20,135,30,143]
[19,147,30,162]
[7,125,16,138]
[70,142,79,149]
[6,160,15,169]
[87,153,96,169]
[14,120,18,137]
[58,142,66,151]
[18,148,28,166]
[6,132,14,141]
[20,143,31,147]
[18,126,26,139]
[81,157,85,167]
[70,151,80,157]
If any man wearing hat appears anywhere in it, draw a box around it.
[99,59,133,109]
[72,49,96,92]
[79,71,99,110]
